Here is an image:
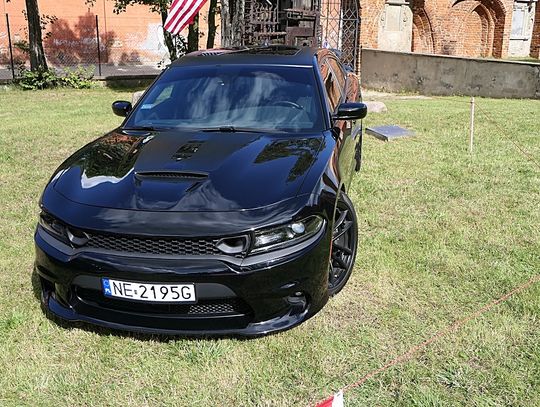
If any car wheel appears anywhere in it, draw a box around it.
[328,192,358,296]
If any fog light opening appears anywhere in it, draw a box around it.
[216,235,250,255]
[287,291,307,306]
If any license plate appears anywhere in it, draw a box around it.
[102,278,196,303]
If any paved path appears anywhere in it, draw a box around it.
[0,64,162,80]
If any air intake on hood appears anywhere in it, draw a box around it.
[134,171,208,181]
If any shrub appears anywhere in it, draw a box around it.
[59,67,95,89]
[17,66,94,90]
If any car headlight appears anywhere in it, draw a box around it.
[251,215,324,254]
[38,211,88,247]
[39,211,69,242]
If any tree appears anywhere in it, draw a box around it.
[26,0,48,70]
[206,0,218,48]
[7,0,48,71]
[221,0,231,46]
[187,14,199,53]
[220,0,244,47]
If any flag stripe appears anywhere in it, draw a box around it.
[315,391,344,407]
[170,0,203,34]
[164,0,187,31]
[168,0,196,33]
[165,0,191,32]
[173,0,204,34]
[164,0,208,36]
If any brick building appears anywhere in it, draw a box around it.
[1,0,539,72]
[355,0,540,59]
[1,0,216,68]
[531,1,540,57]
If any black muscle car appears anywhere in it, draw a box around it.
[34,46,367,336]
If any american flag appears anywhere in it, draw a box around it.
[164,0,209,36]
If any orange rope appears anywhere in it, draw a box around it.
[312,97,540,406]
[313,274,540,405]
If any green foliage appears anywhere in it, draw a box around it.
[17,66,95,90]
[60,67,95,89]
[13,40,30,55]
[17,67,59,90]
[85,0,171,16]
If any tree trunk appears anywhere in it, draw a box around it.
[160,9,178,61]
[232,0,244,46]
[187,13,199,52]
[221,0,232,47]
[206,0,218,49]
[25,0,47,71]
[221,0,244,47]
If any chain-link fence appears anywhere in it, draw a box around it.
[0,13,168,80]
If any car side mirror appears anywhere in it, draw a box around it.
[112,101,133,117]
[333,102,368,121]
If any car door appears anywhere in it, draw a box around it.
[319,55,358,192]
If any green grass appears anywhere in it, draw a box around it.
[0,88,539,406]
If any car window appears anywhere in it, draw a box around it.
[320,60,343,112]
[126,65,324,133]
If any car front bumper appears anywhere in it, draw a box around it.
[34,224,332,337]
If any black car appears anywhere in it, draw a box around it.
[34,46,367,336]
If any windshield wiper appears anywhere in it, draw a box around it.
[201,126,267,133]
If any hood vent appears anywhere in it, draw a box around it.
[135,171,209,181]
[173,141,205,161]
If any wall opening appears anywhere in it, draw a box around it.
[451,0,506,58]
[411,4,434,53]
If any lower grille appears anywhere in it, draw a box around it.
[75,287,251,316]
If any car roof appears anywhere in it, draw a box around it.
[171,46,325,68]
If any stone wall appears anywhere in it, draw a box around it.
[361,48,540,99]
[3,0,540,66]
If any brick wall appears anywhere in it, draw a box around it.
[2,0,216,66]
[358,0,523,60]
[532,2,540,58]
[2,0,539,64]
[359,0,385,49]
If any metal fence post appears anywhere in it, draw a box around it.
[6,13,16,79]
[95,15,102,76]
[469,97,475,154]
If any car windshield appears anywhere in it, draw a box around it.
[125,65,324,133]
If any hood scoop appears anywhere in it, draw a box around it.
[134,171,209,181]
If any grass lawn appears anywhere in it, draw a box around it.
[0,87,539,406]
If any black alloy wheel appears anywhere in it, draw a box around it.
[328,192,358,296]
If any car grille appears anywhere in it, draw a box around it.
[76,288,251,316]
[83,232,244,258]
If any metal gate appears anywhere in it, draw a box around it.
[319,0,360,73]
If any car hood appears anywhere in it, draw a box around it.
[52,129,325,212]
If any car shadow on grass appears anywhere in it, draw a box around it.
[31,268,257,342]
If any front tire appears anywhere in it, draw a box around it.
[328,192,358,296]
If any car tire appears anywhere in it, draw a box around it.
[328,192,358,296]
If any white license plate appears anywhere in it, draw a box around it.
[102,278,196,303]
